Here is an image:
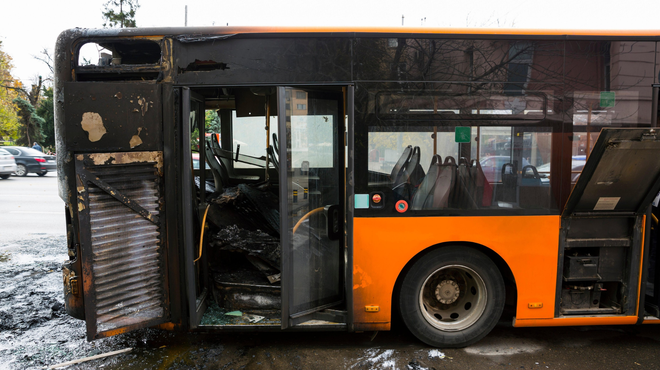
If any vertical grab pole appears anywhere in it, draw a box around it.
[265,95,271,181]
[433,96,438,156]
[586,104,592,159]
[652,84,659,128]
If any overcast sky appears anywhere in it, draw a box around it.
[1,0,660,86]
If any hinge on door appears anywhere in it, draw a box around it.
[62,266,79,296]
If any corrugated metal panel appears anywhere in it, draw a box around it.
[88,163,164,332]
[76,152,167,338]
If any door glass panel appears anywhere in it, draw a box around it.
[282,87,343,319]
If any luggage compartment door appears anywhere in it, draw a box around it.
[76,151,169,340]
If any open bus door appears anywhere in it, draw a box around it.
[180,87,209,329]
[277,87,348,328]
[645,85,660,316]
[558,128,660,319]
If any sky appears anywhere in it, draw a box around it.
[1,0,660,86]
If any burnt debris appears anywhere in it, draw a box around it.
[201,182,282,319]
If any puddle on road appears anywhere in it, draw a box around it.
[463,337,544,356]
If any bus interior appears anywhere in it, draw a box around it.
[186,86,347,329]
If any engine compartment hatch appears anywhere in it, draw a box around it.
[562,128,660,217]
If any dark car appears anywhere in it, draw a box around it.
[2,146,56,176]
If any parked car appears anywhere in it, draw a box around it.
[192,152,210,170]
[2,146,56,177]
[0,148,17,179]
[537,155,586,184]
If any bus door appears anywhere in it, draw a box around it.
[647,84,660,315]
[277,87,348,328]
[181,88,209,329]
[558,128,660,318]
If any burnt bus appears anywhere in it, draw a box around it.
[55,26,660,347]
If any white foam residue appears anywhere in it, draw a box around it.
[351,349,396,369]
[428,349,445,359]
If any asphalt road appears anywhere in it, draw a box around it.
[0,172,65,242]
[1,173,660,369]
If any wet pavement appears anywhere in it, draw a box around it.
[2,175,660,369]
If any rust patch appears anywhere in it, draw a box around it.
[114,92,123,99]
[81,112,107,142]
[129,127,144,148]
[86,151,163,175]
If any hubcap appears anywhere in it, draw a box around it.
[419,265,487,332]
[435,280,460,304]
[16,165,26,176]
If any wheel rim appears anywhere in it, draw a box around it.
[15,165,26,176]
[418,264,488,332]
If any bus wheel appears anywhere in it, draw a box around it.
[399,246,505,348]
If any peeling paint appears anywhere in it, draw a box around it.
[353,265,373,290]
[80,112,107,142]
[114,92,123,99]
[86,151,163,175]
[129,127,143,148]
[137,97,149,116]
[78,202,85,212]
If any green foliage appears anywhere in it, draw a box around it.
[0,41,20,143]
[102,0,139,28]
[36,87,54,148]
[205,110,221,133]
[12,97,44,146]
[191,110,222,149]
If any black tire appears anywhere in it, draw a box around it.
[399,246,505,348]
[37,171,47,177]
[0,174,9,179]
[15,164,28,177]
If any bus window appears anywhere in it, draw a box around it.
[364,124,557,213]
[231,111,278,169]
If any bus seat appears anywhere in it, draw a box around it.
[411,155,455,210]
[451,158,478,209]
[497,163,518,204]
[390,145,413,184]
[272,133,279,156]
[521,165,541,186]
[208,134,261,183]
[406,146,425,188]
[267,146,279,173]
[411,155,441,210]
[205,141,230,191]
[520,165,550,208]
[429,157,455,208]
[470,159,492,207]
[393,146,424,200]
[268,133,279,174]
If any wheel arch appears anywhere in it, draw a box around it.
[391,241,517,327]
